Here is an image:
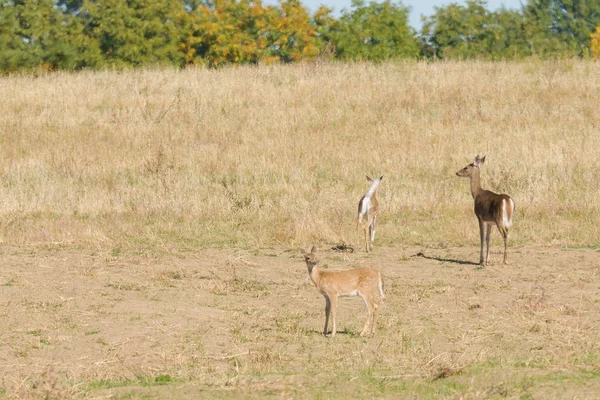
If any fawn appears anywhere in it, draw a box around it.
[301,246,385,337]
[357,175,383,253]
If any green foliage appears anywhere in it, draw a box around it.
[1,0,600,71]
[328,0,418,61]
[523,0,600,57]
[422,0,493,59]
[79,0,186,68]
[421,0,534,59]
[421,0,600,59]
[486,9,532,59]
[0,0,99,71]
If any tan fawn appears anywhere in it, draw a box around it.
[456,155,515,266]
[357,175,383,253]
[301,246,385,337]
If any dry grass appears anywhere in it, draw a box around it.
[1,60,599,253]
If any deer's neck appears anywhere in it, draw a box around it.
[372,188,379,199]
[470,169,483,199]
[307,264,321,287]
[366,180,381,198]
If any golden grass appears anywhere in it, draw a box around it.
[1,60,599,252]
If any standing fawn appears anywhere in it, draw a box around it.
[456,155,515,266]
[357,175,383,253]
[301,246,385,337]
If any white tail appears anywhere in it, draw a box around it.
[301,246,385,338]
[456,155,515,266]
[357,175,383,253]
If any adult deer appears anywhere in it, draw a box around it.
[301,246,385,337]
[357,175,383,253]
[456,155,515,266]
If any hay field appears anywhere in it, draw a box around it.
[1,61,600,399]
[0,60,599,251]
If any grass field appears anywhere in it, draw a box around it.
[0,60,599,251]
[0,61,599,398]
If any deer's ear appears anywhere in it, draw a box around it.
[310,246,317,254]
[366,175,373,182]
[379,175,383,181]
[480,155,486,164]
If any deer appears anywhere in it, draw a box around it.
[357,175,383,253]
[301,246,385,338]
[456,155,515,266]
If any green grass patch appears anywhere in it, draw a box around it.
[85,375,178,391]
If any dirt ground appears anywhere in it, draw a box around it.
[1,244,599,399]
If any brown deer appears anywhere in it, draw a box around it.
[301,246,385,337]
[456,155,515,266]
[357,175,383,253]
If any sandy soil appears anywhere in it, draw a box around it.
[1,244,599,399]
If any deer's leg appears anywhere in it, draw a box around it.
[366,213,375,252]
[330,295,338,337]
[323,296,331,336]
[370,214,377,243]
[364,222,370,253]
[501,228,509,265]
[370,295,380,337]
[358,292,373,337]
[485,223,492,265]
[478,218,485,265]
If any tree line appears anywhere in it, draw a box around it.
[1,0,600,72]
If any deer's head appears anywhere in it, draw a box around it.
[366,175,384,183]
[456,155,485,178]
[301,246,319,272]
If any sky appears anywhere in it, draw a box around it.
[299,0,523,30]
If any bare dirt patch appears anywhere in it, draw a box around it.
[1,245,599,398]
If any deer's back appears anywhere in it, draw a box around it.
[475,190,513,222]
[318,268,381,296]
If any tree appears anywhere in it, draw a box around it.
[328,0,418,61]
[591,26,600,57]
[182,0,272,67]
[421,0,498,59]
[523,0,600,57]
[480,8,530,58]
[266,0,320,63]
[0,0,99,71]
[78,0,186,68]
[312,5,337,55]
[183,0,319,67]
